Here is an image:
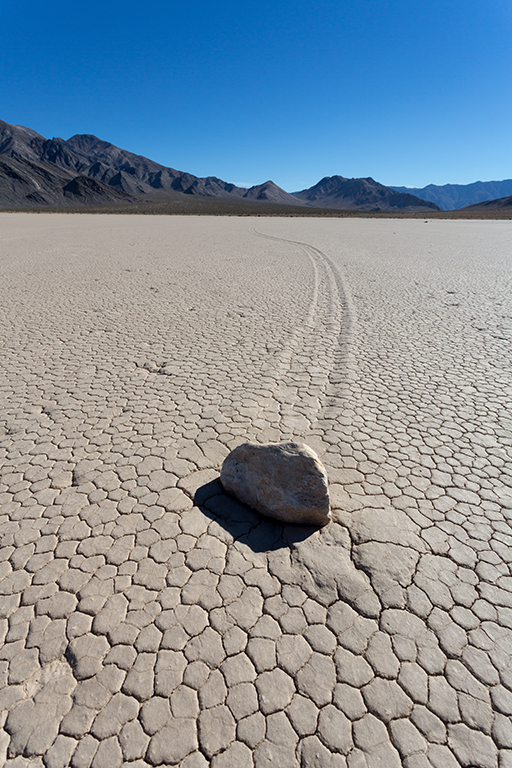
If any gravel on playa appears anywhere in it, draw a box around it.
[1,213,512,768]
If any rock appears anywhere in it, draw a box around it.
[220,441,330,526]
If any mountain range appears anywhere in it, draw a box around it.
[391,180,512,210]
[0,118,510,212]
[0,119,439,212]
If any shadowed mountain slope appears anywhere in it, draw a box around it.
[0,120,48,162]
[461,194,512,211]
[0,155,135,206]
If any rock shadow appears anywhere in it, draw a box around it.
[194,478,319,554]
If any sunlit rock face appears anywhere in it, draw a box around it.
[220,441,331,526]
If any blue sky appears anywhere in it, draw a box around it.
[2,0,511,190]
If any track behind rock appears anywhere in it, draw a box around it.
[248,226,354,441]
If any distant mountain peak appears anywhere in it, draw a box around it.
[67,133,112,147]
[243,180,305,205]
[294,175,441,211]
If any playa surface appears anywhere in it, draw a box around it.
[1,214,511,767]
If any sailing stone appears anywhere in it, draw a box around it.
[220,441,331,526]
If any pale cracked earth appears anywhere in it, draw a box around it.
[0,213,511,768]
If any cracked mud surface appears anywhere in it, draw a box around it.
[1,214,512,768]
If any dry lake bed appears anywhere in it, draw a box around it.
[1,214,512,768]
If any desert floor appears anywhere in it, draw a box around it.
[1,214,511,768]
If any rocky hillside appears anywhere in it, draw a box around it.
[294,176,441,212]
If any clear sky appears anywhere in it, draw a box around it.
[2,0,511,191]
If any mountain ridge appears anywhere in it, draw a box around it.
[0,119,252,205]
[0,118,481,212]
[391,179,512,210]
